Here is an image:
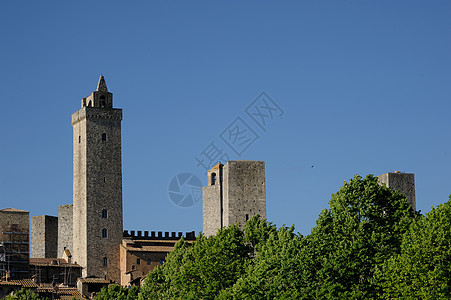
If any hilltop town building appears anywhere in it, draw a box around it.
[71,75,124,282]
[203,160,266,237]
[0,208,30,280]
[30,215,58,259]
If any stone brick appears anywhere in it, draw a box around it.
[58,204,73,258]
[30,215,58,258]
[72,76,123,282]
[203,160,266,236]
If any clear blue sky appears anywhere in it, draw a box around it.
[1,1,450,236]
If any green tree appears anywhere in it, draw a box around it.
[95,284,139,300]
[222,223,304,299]
[6,288,49,300]
[380,198,451,299]
[304,174,417,298]
[139,225,251,299]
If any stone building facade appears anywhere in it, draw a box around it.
[377,171,416,210]
[120,230,196,286]
[57,204,73,259]
[72,76,123,282]
[203,160,266,236]
[0,208,30,280]
[30,215,58,258]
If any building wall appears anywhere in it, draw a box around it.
[30,215,58,258]
[377,172,416,211]
[0,209,30,279]
[120,244,166,286]
[58,204,73,258]
[202,163,222,236]
[72,81,123,283]
[202,160,266,236]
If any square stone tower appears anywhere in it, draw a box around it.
[58,204,73,258]
[377,171,416,211]
[203,160,266,236]
[30,215,58,258]
[72,76,123,282]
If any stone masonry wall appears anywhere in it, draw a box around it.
[30,215,58,258]
[223,160,266,229]
[58,204,73,258]
[72,103,123,283]
[377,172,416,211]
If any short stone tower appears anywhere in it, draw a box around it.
[203,160,266,236]
[72,76,123,282]
[377,171,416,211]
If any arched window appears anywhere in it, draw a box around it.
[103,257,108,266]
[211,173,216,185]
[102,228,107,238]
[100,95,106,108]
[137,258,141,265]
[102,209,108,219]
[131,265,135,270]
[147,259,151,265]
[102,133,106,141]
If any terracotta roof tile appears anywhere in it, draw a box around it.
[77,278,110,284]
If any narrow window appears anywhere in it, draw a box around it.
[132,265,135,270]
[102,228,107,238]
[159,259,164,265]
[102,209,108,219]
[102,133,106,141]
[137,258,141,265]
[103,257,108,266]
[147,259,151,265]
[78,136,81,143]
[245,214,249,221]
[100,95,106,108]
[103,177,106,183]
[211,173,216,185]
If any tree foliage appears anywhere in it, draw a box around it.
[302,174,417,298]
[139,225,252,299]
[135,173,451,299]
[95,284,139,300]
[380,197,451,299]
[6,288,49,300]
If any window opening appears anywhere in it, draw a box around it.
[246,214,249,221]
[147,259,151,265]
[102,209,108,219]
[211,173,216,185]
[102,228,107,238]
[102,133,106,141]
[137,258,141,265]
[100,95,106,108]
[103,257,108,266]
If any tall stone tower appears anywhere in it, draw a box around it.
[203,160,266,236]
[72,76,123,282]
[377,171,416,211]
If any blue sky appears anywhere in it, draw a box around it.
[0,1,450,235]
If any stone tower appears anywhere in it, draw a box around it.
[377,171,416,211]
[203,160,266,236]
[72,76,123,282]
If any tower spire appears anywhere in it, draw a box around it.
[97,75,108,92]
